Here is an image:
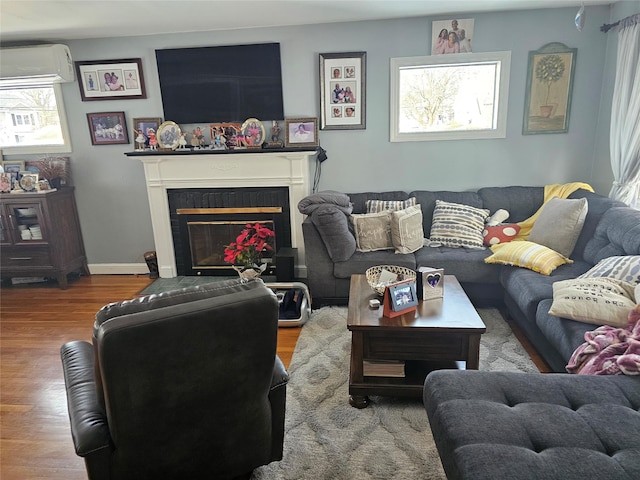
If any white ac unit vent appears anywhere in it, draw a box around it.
[0,44,74,86]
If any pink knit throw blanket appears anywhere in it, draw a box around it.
[566,305,640,375]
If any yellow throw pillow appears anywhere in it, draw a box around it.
[484,241,573,275]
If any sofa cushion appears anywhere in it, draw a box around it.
[310,204,356,262]
[583,207,640,264]
[415,246,498,283]
[579,255,640,285]
[350,211,393,252]
[568,190,626,261]
[549,277,637,327]
[390,205,424,254]
[366,197,416,213]
[485,241,573,275]
[429,200,489,249]
[501,261,592,323]
[528,197,588,257]
[536,299,598,365]
[482,224,521,246]
[477,186,544,223]
[424,370,640,480]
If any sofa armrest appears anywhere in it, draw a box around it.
[269,355,288,460]
[60,341,112,458]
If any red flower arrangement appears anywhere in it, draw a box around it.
[223,222,275,268]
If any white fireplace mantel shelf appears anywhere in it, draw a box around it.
[128,149,316,278]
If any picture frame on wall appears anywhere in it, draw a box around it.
[75,58,147,101]
[319,51,366,130]
[285,118,318,148]
[87,112,129,145]
[523,42,577,135]
[431,18,474,55]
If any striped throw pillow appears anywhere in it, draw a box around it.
[484,241,573,275]
[366,197,417,213]
[578,255,640,285]
[429,200,489,249]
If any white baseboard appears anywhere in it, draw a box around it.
[88,263,149,275]
[88,263,307,278]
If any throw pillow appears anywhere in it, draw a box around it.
[350,211,393,252]
[366,197,417,213]
[528,197,588,257]
[484,241,573,275]
[549,277,636,327]
[390,205,424,254]
[482,224,521,246]
[578,255,640,285]
[429,200,490,249]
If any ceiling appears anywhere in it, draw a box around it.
[0,0,617,43]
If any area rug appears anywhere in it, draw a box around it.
[251,306,538,480]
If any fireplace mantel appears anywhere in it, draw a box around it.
[129,149,315,278]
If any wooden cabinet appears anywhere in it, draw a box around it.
[0,188,88,289]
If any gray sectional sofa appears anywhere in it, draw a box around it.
[300,186,640,372]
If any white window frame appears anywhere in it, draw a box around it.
[390,51,511,142]
[0,82,72,155]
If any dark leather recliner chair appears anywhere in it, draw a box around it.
[60,278,288,480]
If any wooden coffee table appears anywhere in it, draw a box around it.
[347,274,486,408]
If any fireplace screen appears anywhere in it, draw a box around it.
[188,220,276,269]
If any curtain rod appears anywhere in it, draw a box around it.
[601,13,640,33]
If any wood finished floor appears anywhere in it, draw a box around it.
[0,275,548,479]
[0,274,301,480]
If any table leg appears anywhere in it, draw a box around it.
[467,334,481,369]
[349,394,369,409]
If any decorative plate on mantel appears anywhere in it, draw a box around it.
[157,121,182,150]
[241,118,265,147]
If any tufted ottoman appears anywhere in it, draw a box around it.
[424,370,640,480]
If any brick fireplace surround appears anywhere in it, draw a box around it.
[128,149,316,278]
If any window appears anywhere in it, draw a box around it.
[0,83,71,154]
[390,51,511,142]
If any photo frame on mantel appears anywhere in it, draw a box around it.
[523,42,577,135]
[319,51,366,130]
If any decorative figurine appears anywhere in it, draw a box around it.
[267,120,284,148]
[177,132,188,150]
[210,127,227,150]
[147,128,158,150]
[134,129,146,151]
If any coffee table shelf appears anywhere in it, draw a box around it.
[347,275,485,408]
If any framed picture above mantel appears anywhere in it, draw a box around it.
[319,51,366,130]
[75,58,147,101]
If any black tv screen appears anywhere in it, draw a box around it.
[156,43,284,124]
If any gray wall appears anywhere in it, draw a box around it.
[5,4,634,271]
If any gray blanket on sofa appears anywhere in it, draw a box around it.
[297,190,353,215]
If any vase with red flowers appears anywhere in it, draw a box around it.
[224,222,275,279]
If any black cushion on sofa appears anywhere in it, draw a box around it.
[409,190,483,235]
[424,370,640,480]
[348,191,409,214]
[477,186,544,222]
[583,206,640,264]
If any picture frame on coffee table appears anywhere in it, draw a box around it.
[383,279,418,318]
[319,51,366,130]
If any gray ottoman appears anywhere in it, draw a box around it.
[424,370,640,480]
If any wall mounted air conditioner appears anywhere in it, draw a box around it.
[0,44,74,86]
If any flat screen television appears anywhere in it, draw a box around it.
[155,43,284,124]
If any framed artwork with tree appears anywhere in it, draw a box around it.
[523,42,577,135]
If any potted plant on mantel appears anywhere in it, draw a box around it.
[224,222,275,279]
[37,157,69,189]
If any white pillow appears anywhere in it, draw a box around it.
[390,205,424,254]
[350,211,393,252]
[549,277,636,326]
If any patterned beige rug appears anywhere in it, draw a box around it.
[252,306,538,480]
